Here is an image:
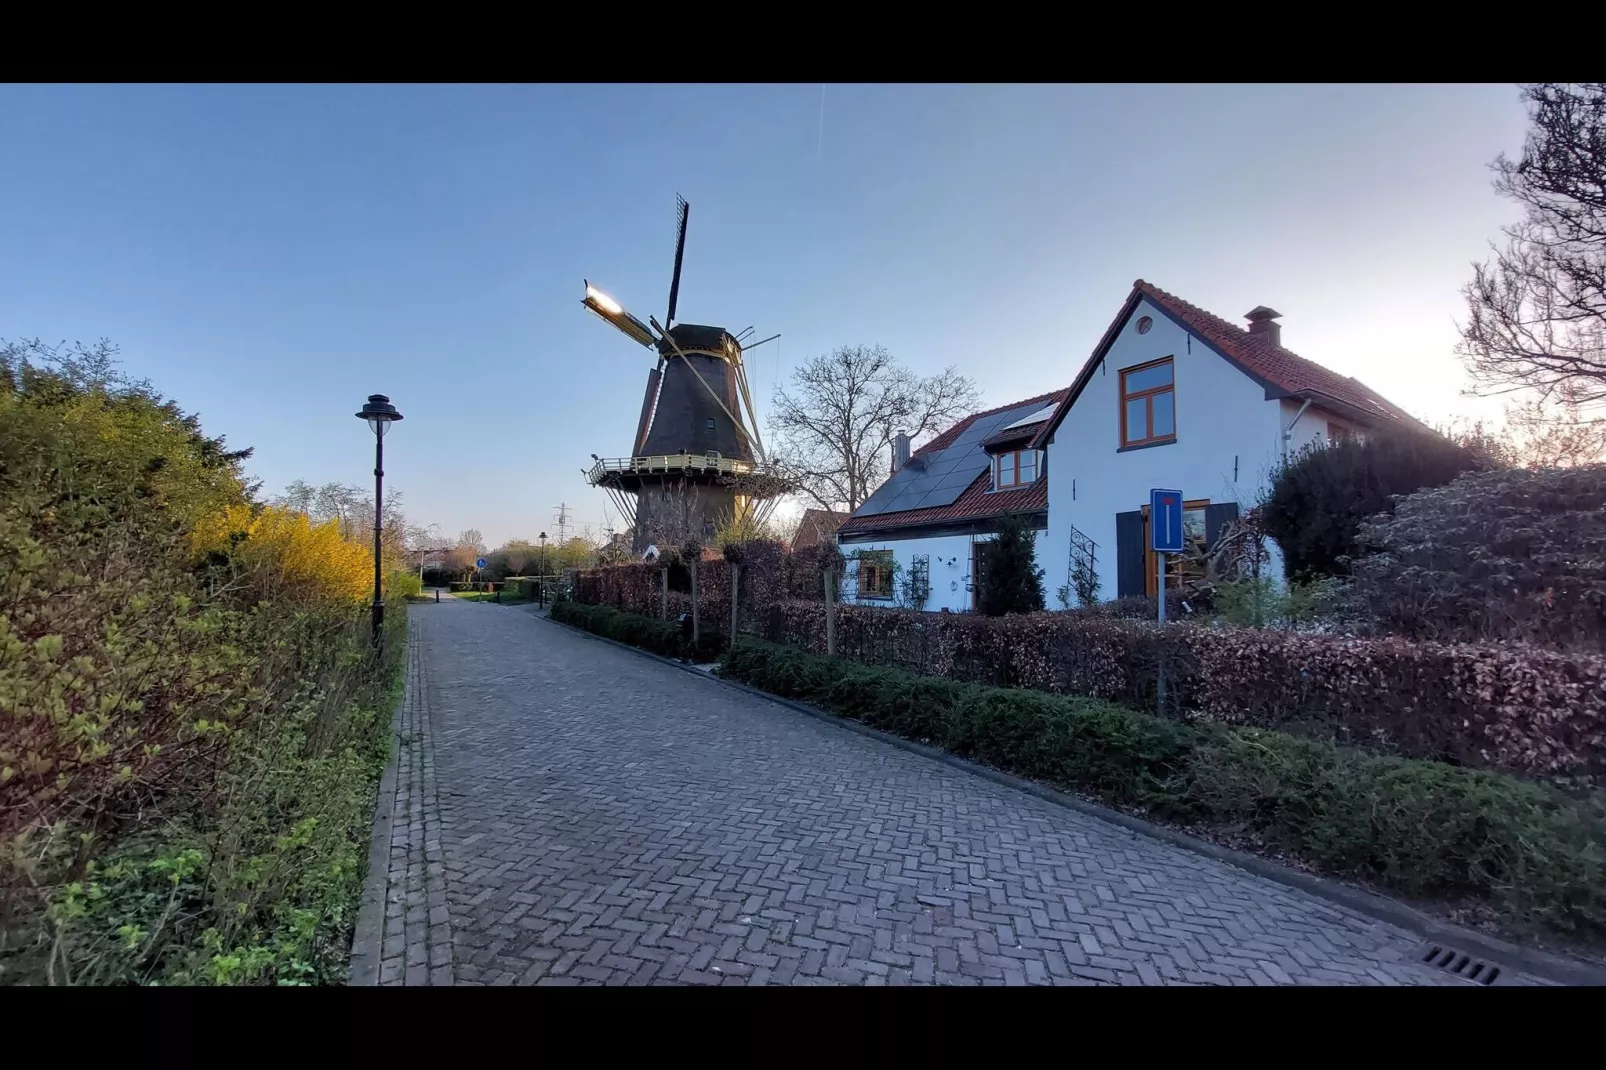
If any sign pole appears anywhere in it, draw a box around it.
[1149,488,1184,714]
[1157,551,1166,625]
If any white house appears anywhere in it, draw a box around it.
[1029,280,1419,602]
[836,390,1068,612]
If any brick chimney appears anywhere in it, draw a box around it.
[892,430,911,474]
[1245,306,1283,348]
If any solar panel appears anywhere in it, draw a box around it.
[854,479,905,516]
[933,469,978,492]
[848,398,1054,521]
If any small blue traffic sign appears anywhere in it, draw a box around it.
[475,557,488,570]
[1150,489,1184,553]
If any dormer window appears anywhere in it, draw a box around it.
[993,449,1040,490]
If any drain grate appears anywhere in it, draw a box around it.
[1420,943,1502,985]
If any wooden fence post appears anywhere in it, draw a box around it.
[660,567,668,620]
[690,558,700,648]
[730,563,741,649]
[824,569,837,658]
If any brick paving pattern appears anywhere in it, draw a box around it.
[371,624,455,986]
[373,597,1480,986]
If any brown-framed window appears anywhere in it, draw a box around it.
[858,550,894,599]
[1120,357,1176,448]
[1328,422,1354,445]
[992,449,1041,490]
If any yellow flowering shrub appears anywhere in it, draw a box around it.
[192,504,372,604]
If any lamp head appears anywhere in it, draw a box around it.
[356,394,403,438]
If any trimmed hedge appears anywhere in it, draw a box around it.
[755,600,1606,788]
[721,639,1606,937]
[550,600,721,660]
[571,547,1606,787]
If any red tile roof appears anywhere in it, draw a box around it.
[791,507,848,550]
[1134,281,1417,423]
[1032,281,1419,449]
[839,389,1067,536]
[837,469,1048,535]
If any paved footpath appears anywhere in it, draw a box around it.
[362,596,1491,986]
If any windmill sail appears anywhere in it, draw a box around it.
[632,365,663,455]
[666,195,688,327]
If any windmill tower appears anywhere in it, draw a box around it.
[582,196,789,554]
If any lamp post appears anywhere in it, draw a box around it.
[356,394,403,649]
[538,532,549,607]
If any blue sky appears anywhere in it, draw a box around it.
[0,84,1530,545]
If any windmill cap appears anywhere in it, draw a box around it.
[660,322,739,356]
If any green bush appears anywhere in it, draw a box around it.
[1350,465,1606,647]
[721,639,1606,937]
[977,510,1045,616]
[390,570,424,600]
[550,601,713,659]
[1,340,399,985]
[1261,430,1485,580]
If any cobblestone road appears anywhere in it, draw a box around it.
[368,597,1478,986]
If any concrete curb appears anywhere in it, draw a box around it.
[537,613,1606,987]
[347,665,406,987]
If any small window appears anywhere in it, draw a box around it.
[705,417,716,431]
[993,449,1040,490]
[1329,423,1354,445]
[1120,357,1176,448]
[858,550,894,600]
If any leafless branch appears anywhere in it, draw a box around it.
[1459,83,1606,409]
[768,345,980,512]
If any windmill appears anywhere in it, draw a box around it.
[582,196,790,554]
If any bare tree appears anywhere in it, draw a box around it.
[277,478,410,559]
[408,522,448,554]
[769,345,980,512]
[1506,394,1606,466]
[1459,83,1606,408]
[458,529,487,556]
[637,484,706,552]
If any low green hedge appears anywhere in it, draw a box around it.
[721,639,1606,939]
[550,601,721,660]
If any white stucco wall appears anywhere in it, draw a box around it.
[1280,399,1356,454]
[840,527,1053,612]
[1044,297,1289,602]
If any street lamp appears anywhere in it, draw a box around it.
[355,393,403,649]
[539,531,549,576]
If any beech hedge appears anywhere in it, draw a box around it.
[755,600,1606,788]
[721,639,1606,937]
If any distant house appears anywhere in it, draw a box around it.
[1032,280,1418,602]
[836,390,1068,612]
[790,508,848,552]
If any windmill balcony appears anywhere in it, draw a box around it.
[586,451,759,487]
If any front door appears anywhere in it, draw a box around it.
[971,539,998,612]
[1141,498,1209,596]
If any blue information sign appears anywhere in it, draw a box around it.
[1149,489,1185,553]
[475,557,488,570]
